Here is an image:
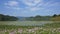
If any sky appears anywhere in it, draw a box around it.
[0,0,60,17]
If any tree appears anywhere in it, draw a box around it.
[53,14,57,17]
[35,15,41,18]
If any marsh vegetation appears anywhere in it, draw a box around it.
[0,21,60,34]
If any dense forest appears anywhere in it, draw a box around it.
[0,14,18,21]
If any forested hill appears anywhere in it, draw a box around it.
[18,14,60,21]
[0,14,60,21]
[0,14,18,21]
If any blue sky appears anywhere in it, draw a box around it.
[0,0,60,17]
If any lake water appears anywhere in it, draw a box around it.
[0,21,58,26]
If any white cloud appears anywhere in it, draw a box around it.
[17,0,43,12]
[22,0,42,7]
[4,0,43,11]
[6,6,21,10]
[29,7,40,11]
[4,1,21,10]
[18,0,44,12]
[4,0,59,13]
[5,1,19,7]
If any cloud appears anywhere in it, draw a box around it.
[28,7,41,11]
[2,0,60,16]
[22,0,42,7]
[4,1,21,10]
[4,0,60,12]
[4,0,43,11]
[5,1,19,7]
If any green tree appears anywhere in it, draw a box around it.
[53,14,57,17]
[35,15,41,18]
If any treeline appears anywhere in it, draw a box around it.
[26,14,60,21]
[26,15,51,21]
[0,14,18,21]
